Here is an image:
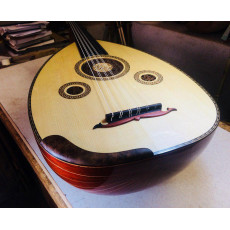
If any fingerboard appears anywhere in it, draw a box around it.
[68,22,108,58]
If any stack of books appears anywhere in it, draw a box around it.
[0,21,55,56]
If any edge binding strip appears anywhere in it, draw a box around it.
[28,43,220,159]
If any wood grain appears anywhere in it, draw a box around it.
[28,40,219,194]
[219,121,230,132]
[30,41,218,155]
[39,131,214,194]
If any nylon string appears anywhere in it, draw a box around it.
[68,22,112,114]
[73,22,149,116]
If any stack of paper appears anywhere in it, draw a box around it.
[0,22,55,55]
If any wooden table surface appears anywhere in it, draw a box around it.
[0,56,230,208]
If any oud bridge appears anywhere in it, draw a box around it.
[93,103,177,129]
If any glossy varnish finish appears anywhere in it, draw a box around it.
[39,132,214,194]
[28,38,219,194]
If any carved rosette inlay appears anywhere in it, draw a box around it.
[134,70,163,85]
[59,82,91,99]
[93,63,113,72]
[75,55,130,81]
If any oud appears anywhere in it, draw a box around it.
[28,22,219,194]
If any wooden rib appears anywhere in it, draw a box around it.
[44,153,135,188]
[40,145,155,177]
[0,103,72,208]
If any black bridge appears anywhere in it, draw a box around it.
[93,103,177,129]
[106,103,162,123]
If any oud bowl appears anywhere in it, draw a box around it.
[39,132,214,195]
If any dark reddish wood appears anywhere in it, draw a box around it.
[38,131,215,195]
[95,108,177,129]
[27,23,220,195]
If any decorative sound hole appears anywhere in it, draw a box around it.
[134,70,163,85]
[141,74,156,81]
[75,55,130,81]
[59,82,91,99]
[66,86,84,95]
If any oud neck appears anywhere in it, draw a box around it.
[68,22,108,58]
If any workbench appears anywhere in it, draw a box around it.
[0,56,230,208]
